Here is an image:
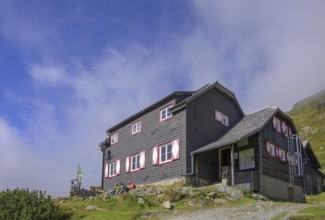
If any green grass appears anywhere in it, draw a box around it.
[305,192,325,204]
[287,90,325,172]
[58,194,150,220]
[288,192,325,220]
[57,185,254,220]
[289,206,325,220]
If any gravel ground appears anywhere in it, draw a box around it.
[166,201,315,220]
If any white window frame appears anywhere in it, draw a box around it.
[132,121,141,135]
[215,110,229,127]
[109,161,116,177]
[159,143,172,164]
[131,153,141,172]
[111,133,118,144]
[160,105,173,121]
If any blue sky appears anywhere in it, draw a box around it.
[1,0,324,197]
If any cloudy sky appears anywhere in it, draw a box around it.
[0,0,324,197]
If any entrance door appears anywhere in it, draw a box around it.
[219,147,231,184]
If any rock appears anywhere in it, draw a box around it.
[206,191,217,198]
[213,198,228,205]
[162,201,172,209]
[138,198,145,205]
[189,190,203,198]
[88,196,94,200]
[187,199,206,207]
[58,200,65,204]
[85,205,98,211]
[102,194,109,201]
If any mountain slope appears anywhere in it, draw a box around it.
[287,89,325,172]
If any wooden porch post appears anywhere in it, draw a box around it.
[231,144,235,185]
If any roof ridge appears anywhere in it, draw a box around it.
[246,106,278,115]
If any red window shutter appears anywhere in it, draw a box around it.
[276,146,281,158]
[116,160,121,175]
[276,118,281,133]
[286,151,289,163]
[171,139,180,160]
[125,156,130,173]
[215,111,222,121]
[281,121,285,134]
[140,151,146,169]
[152,146,159,165]
[105,163,109,178]
[272,117,277,129]
[288,127,292,137]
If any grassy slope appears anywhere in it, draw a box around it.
[287,89,325,172]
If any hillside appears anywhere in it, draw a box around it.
[287,89,325,172]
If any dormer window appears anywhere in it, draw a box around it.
[160,105,173,121]
[111,133,118,144]
[132,121,141,135]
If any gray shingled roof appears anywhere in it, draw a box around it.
[193,106,279,154]
[172,81,244,116]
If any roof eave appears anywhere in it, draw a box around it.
[106,91,193,133]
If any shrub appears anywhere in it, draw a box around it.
[0,188,70,220]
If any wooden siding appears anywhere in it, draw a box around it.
[186,88,243,173]
[233,134,260,190]
[260,114,303,186]
[103,98,187,190]
[304,161,324,194]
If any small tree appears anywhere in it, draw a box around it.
[0,188,69,220]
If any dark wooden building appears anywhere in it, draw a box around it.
[99,81,324,202]
[302,141,324,194]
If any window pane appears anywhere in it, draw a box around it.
[138,123,141,131]
[167,151,172,160]
[161,146,166,155]
[162,110,166,119]
[166,107,172,117]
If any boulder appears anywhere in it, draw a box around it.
[187,199,206,207]
[162,201,172,209]
[213,198,228,205]
[85,205,97,211]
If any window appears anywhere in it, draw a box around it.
[132,121,141,135]
[266,141,276,157]
[215,110,229,126]
[239,148,255,170]
[276,147,286,162]
[160,143,172,163]
[109,161,116,176]
[160,105,172,121]
[153,139,179,165]
[111,133,118,144]
[126,151,145,172]
[131,154,140,171]
[105,160,120,178]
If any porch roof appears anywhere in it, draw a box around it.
[193,106,279,154]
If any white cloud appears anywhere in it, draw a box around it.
[189,0,325,112]
[1,0,325,197]
[29,63,65,86]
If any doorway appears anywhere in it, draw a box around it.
[219,147,232,184]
